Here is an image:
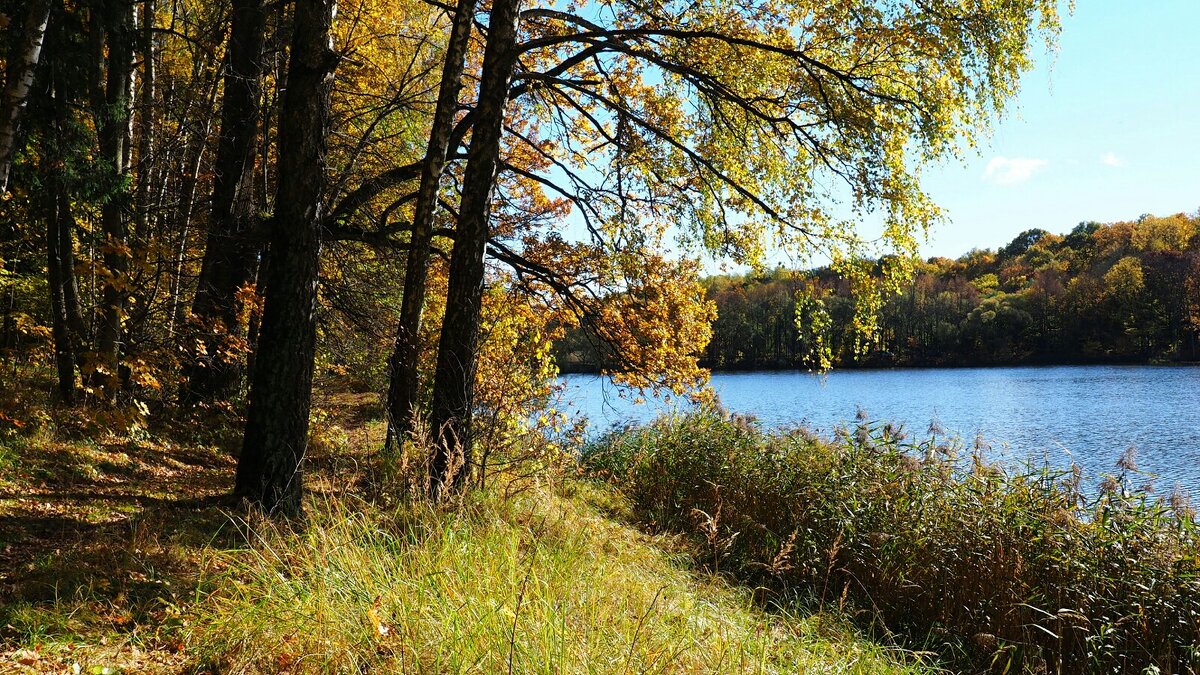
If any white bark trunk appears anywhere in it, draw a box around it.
[0,0,53,193]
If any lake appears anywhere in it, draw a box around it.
[559,365,1200,494]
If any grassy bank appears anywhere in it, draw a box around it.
[586,410,1200,673]
[0,398,924,673]
[188,483,924,673]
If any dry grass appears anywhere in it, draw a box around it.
[188,481,927,674]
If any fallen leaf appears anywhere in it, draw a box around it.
[367,595,390,637]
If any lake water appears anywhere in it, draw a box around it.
[559,365,1200,494]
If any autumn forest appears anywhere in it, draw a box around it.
[555,213,1200,371]
[0,0,1063,510]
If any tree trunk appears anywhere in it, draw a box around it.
[166,115,213,337]
[0,0,52,194]
[235,0,335,516]
[42,51,89,402]
[427,0,521,494]
[0,0,54,352]
[183,0,268,404]
[58,190,88,366]
[94,0,136,403]
[46,176,76,401]
[46,175,77,403]
[384,0,479,451]
[133,0,156,237]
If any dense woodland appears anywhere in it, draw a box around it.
[718,213,1200,368]
[0,0,1061,515]
[559,213,1200,370]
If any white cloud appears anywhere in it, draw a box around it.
[1101,151,1126,167]
[983,156,1048,185]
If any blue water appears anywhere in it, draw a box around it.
[558,365,1200,493]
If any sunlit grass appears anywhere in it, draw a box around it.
[188,481,928,674]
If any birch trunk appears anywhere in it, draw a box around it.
[0,0,52,194]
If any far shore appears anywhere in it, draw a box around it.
[557,357,1200,376]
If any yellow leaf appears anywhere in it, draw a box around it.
[367,595,390,637]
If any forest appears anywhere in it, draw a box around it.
[686,213,1200,369]
[5,0,1198,673]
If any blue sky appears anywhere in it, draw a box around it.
[915,1,1200,259]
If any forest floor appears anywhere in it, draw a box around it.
[0,385,383,674]
[0,379,923,674]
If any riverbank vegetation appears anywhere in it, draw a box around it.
[586,410,1200,673]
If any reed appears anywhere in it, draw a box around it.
[586,409,1200,673]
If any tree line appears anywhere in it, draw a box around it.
[0,0,1060,516]
[679,213,1200,370]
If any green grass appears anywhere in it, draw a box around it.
[586,409,1200,674]
[188,481,928,674]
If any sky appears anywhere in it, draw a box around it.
[913,0,1200,259]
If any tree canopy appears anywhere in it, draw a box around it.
[663,213,1200,371]
[0,0,1062,510]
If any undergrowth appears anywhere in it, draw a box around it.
[586,409,1200,674]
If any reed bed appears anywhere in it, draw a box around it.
[586,409,1200,673]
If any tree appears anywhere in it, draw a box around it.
[91,0,137,403]
[41,50,90,403]
[383,0,479,450]
[235,0,337,516]
[1001,228,1051,259]
[420,0,1062,489]
[182,0,269,404]
[0,0,52,194]
[1101,255,1147,354]
[426,0,523,492]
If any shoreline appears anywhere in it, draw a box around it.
[558,357,1200,375]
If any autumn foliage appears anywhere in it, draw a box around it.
[0,0,1061,507]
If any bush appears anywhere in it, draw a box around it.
[587,409,1200,673]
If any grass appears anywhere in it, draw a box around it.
[187,481,926,674]
[0,413,240,673]
[0,382,925,674]
[586,409,1200,674]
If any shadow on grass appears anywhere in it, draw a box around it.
[0,423,244,656]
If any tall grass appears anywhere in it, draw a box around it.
[187,482,927,674]
[586,410,1200,673]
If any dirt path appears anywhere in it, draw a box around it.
[0,422,237,673]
